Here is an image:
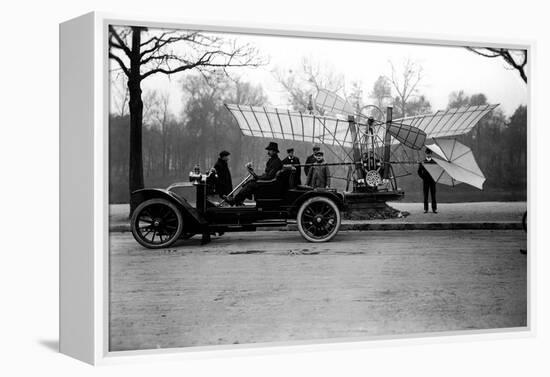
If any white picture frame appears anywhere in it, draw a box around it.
[59,11,534,365]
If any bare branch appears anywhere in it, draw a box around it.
[108,26,131,58]
[141,48,262,80]
[109,52,130,77]
[466,47,527,83]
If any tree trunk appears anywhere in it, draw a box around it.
[128,27,145,214]
[128,78,144,213]
[162,130,167,177]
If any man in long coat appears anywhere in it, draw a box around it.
[212,150,233,198]
[306,150,331,189]
[281,147,301,187]
[304,144,320,178]
[417,148,438,213]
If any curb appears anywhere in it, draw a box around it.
[110,221,522,233]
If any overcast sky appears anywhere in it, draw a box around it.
[111,28,528,118]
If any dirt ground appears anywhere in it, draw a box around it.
[109,229,527,352]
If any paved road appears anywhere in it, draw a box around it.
[109,230,527,352]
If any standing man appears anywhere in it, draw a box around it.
[212,150,233,199]
[228,142,283,206]
[304,144,320,178]
[417,148,438,213]
[306,150,331,189]
[282,147,302,186]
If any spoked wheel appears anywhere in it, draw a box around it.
[131,198,183,249]
[297,197,341,242]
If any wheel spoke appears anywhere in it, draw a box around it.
[138,216,153,223]
[321,206,334,217]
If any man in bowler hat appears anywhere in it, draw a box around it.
[228,142,283,206]
[417,148,438,213]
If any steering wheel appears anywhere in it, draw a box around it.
[246,164,259,179]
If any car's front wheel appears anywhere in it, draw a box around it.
[131,198,183,249]
[297,196,341,242]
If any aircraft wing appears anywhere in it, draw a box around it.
[391,104,498,139]
[225,104,360,149]
[315,89,355,116]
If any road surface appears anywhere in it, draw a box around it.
[109,230,527,351]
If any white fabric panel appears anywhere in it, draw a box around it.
[392,104,498,139]
[225,104,358,148]
[433,138,484,178]
[424,143,447,161]
[422,162,459,186]
[432,157,485,190]
[315,89,354,116]
[422,137,486,189]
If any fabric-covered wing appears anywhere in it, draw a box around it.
[315,89,355,116]
[386,122,426,150]
[422,162,460,187]
[391,104,498,139]
[432,157,485,190]
[225,104,361,149]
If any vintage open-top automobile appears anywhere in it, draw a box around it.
[130,167,345,249]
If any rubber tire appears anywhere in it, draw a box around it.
[131,198,184,249]
[297,196,341,243]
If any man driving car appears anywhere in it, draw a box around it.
[227,142,283,206]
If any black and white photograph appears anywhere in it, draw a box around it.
[107,23,527,352]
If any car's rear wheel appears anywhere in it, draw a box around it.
[297,197,341,242]
[131,198,183,249]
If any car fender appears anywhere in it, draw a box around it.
[131,188,208,227]
[290,190,345,215]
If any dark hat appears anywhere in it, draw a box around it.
[312,144,321,151]
[286,148,294,153]
[219,150,230,157]
[265,142,279,153]
[314,150,324,156]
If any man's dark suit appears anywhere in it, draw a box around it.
[304,154,316,177]
[418,159,437,212]
[233,155,283,204]
[281,155,302,186]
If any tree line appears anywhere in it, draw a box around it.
[108,27,527,204]
[109,71,527,203]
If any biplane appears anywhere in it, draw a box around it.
[129,89,497,249]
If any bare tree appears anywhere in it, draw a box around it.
[387,58,424,118]
[369,75,392,110]
[110,75,130,117]
[108,25,264,211]
[466,47,527,83]
[144,90,173,176]
[273,57,344,111]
